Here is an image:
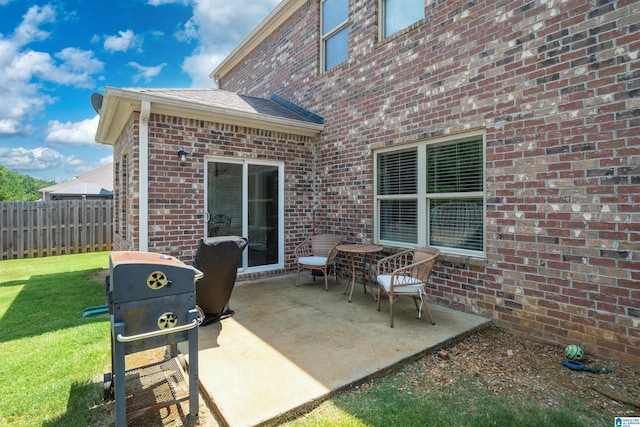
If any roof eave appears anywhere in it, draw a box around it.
[210,0,307,84]
[95,88,135,146]
[95,88,323,146]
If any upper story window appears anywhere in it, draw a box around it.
[321,0,348,71]
[379,0,424,39]
[374,132,485,257]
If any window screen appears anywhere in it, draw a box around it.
[429,199,483,251]
[325,27,349,71]
[427,139,483,193]
[382,0,423,39]
[379,200,418,243]
[322,0,348,71]
[377,148,417,195]
[322,0,348,33]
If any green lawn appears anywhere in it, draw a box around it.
[282,374,602,427]
[0,252,111,426]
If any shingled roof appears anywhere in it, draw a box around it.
[96,87,324,145]
[127,88,319,123]
[39,163,113,201]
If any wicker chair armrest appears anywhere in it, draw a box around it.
[327,245,339,262]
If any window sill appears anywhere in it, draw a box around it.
[437,252,486,269]
[319,60,348,77]
[378,245,485,268]
[376,18,424,49]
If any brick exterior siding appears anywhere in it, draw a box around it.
[216,0,640,363]
[112,112,316,280]
[113,115,138,252]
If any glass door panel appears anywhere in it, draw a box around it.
[206,160,281,271]
[248,164,279,267]
[207,162,242,238]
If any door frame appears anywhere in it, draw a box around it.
[204,156,285,273]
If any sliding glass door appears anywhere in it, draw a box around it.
[206,159,283,271]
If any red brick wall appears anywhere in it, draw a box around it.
[112,115,138,252]
[112,113,315,278]
[218,0,640,363]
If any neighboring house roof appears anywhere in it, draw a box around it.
[39,164,113,200]
[95,87,324,146]
[50,183,113,197]
[212,0,305,83]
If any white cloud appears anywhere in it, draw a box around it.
[103,29,141,53]
[99,155,113,165]
[174,0,280,87]
[0,146,83,171]
[182,52,225,87]
[55,47,103,74]
[128,61,167,83]
[44,48,104,88]
[45,115,100,146]
[0,119,22,137]
[11,4,56,46]
[0,5,104,136]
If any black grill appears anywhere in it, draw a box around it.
[106,251,202,426]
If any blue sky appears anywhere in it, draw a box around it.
[0,0,279,182]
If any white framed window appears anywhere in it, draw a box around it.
[321,0,348,71]
[374,131,486,257]
[379,0,424,39]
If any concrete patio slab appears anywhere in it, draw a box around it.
[180,273,490,427]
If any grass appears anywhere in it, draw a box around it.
[0,252,111,426]
[0,253,616,426]
[283,374,608,427]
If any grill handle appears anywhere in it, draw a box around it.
[192,266,204,281]
[116,318,198,343]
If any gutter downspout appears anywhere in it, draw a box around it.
[139,101,150,251]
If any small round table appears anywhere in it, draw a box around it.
[336,244,384,302]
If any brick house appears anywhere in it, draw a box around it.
[96,0,640,363]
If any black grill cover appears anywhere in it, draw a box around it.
[193,236,247,325]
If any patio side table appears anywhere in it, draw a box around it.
[336,244,383,302]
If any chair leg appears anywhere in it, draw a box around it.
[323,267,329,291]
[377,288,382,311]
[296,267,301,287]
[419,292,436,325]
[389,296,395,328]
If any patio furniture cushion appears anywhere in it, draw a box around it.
[376,275,423,294]
[298,256,329,266]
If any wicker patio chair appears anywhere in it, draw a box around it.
[375,247,440,327]
[211,214,231,236]
[295,234,341,291]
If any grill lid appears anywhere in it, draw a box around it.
[108,251,202,303]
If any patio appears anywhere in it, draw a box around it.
[180,273,491,427]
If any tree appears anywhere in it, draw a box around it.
[0,166,55,201]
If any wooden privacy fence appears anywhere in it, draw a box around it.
[1,200,113,260]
